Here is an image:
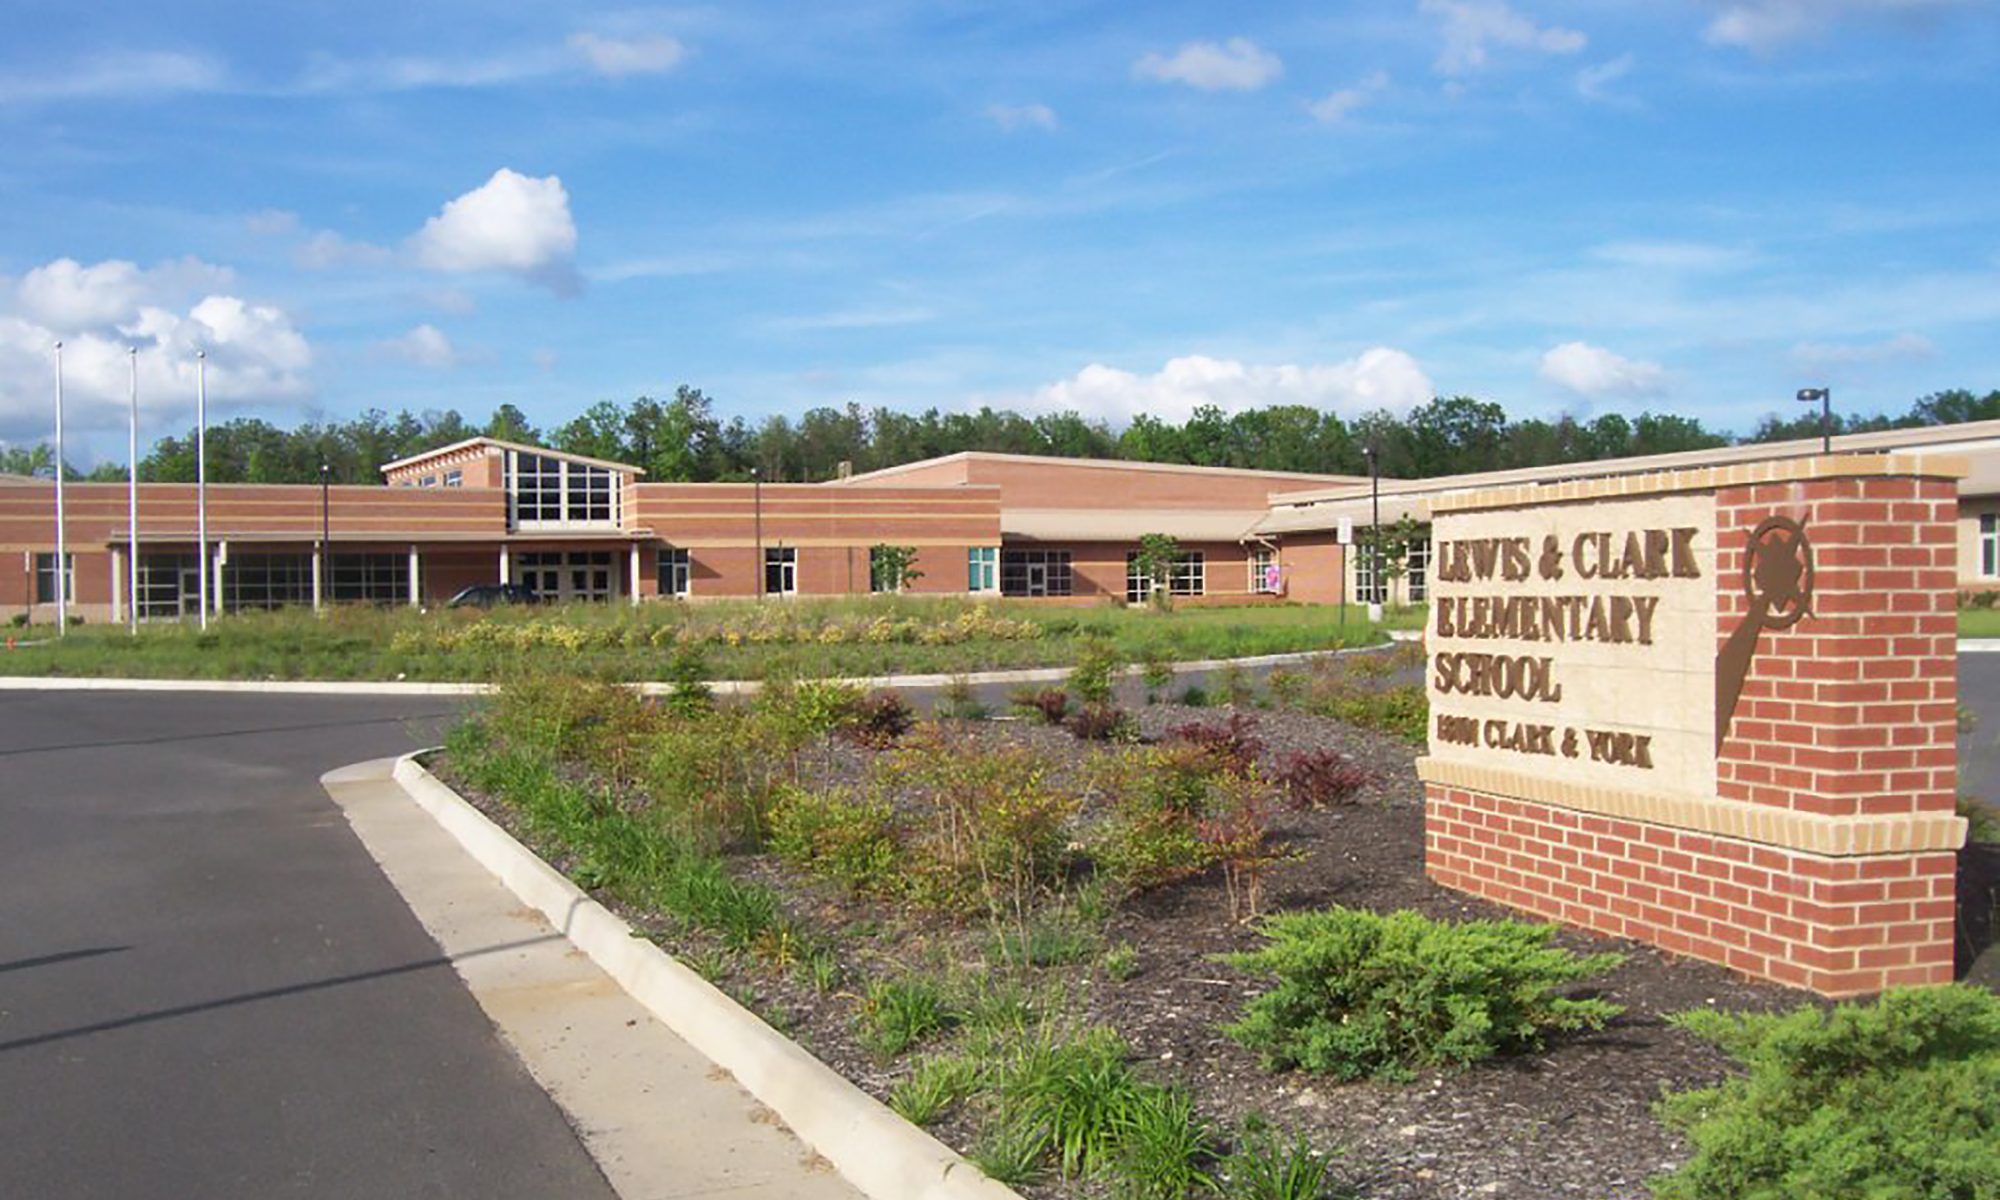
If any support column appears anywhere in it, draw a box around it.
[408,544,421,608]
[629,543,642,606]
[499,546,511,585]
[111,548,125,623]
[212,541,226,616]
[312,547,324,611]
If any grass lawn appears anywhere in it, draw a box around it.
[0,596,1414,682]
[1962,608,2000,639]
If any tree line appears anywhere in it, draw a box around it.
[4,384,1996,486]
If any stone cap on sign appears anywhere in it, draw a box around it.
[1417,758,1968,856]
[1427,452,1969,516]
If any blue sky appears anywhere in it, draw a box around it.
[2,0,1996,461]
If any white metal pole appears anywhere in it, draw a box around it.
[53,342,66,636]
[196,349,209,629]
[128,347,140,634]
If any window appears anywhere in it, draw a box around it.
[34,552,73,605]
[967,547,998,593]
[1126,551,1205,604]
[869,546,895,593]
[765,547,797,596]
[1000,549,1072,597]
[515,551,614,603]
[222,553,313,611]
[1249,548,1280,594]
[506,451,621,528]
[443,469,463,488]
[1406,537,1431,603]
[418,475,438,489]
[658,549,691,597]
[1985,513,1999,578]
[1355,545,1383,605]
[135,553,199,619]
[329,554,409,605]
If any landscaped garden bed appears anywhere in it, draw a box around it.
[0,596,1409,681]
[434,646,2000,1200]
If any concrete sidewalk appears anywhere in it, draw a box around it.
[322,758,861,1200]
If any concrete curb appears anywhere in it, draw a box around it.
[387,753,1020,1200]
[1960,639,2000,653]
[0,642,1394,696]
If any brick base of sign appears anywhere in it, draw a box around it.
[1426,784,1956,996]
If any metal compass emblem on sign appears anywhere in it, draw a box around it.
[1715,516,1815,751]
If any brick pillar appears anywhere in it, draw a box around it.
[1421,456,1968,998]
[1707,473,1960,993]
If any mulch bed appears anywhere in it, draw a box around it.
[442,702,1812,1200]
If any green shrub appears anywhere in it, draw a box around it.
[767,785,902,895]
[858,975,959,1057]
[1068,637,1124,707]
[1652,985,2000,1200]
[762,678,865,739]
[999,1028,1146,1179]
[1959,795,2000,844]
[1111,1086,1216,1200]
[1088,745,1225,892]
[1311,683,1427,744]
[872,730,1080,920]
[662,645,713,715]
[1221,907,1623,1081]
[638,711,785,850]
[1222,1128,1341,1200]
[890,1054,984,1126]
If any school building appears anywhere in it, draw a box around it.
[6,418,2000,622]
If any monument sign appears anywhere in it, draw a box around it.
[1421,455,1967,996]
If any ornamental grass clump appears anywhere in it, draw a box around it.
[1651,984,2000,1200]
[1221,907,1623,1081]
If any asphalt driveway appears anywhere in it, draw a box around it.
[0,691,620,1200]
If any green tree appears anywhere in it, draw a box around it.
[1131,533,1183,611]
[867,544,923,593]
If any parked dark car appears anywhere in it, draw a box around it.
[446,583,544,608]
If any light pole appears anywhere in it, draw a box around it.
[320,461,331,611]
[751,466,763,600]
[52,341,66,636]
[1364,446,1381,623]
[127,347,140,634]
[196,349,209,630]
[1797,387,1832,455]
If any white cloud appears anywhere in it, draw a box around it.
[0,258,312,440]
[1791,332,1935,371]
[1538,341,1666,399]
[412,168,580,293]
[1575,53,1635,103]
[766,306,935,333]
[1133,38,1283,92]
[1589,240,1750,271]
[296,229,392,270]
[1307,71,1390,124]
[0,50,225,104]
[244,209,301,237]
[986,102,1058,132]
[1022,350,1433,424]
[568,32,686,77]
[1421,0,1587,75]
[1704,0,1964,52]
[379,324,457,368]
[16,257,234,329]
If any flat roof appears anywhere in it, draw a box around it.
[832,449,1366,488]
[1267,419,2000,507]
[379,436,647,478]
[1002,508,1270,543]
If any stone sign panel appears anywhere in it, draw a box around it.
[1426,495,1718,800]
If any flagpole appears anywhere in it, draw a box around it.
[53,341,66,637]
[128,347,140,634]
[196,349,209,631]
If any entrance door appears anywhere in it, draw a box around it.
[1025,561,1048,597]
[177,567,202,619]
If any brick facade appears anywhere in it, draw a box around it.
[1424,459,1967,997]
